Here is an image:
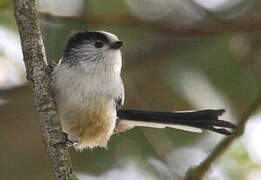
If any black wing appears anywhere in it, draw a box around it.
[114,97,123,110]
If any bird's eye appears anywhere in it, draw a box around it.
[94,41,104,48]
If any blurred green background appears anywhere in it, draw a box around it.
[1,0,261,179]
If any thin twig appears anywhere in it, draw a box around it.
[185,94,261,180]
[12,0,77,179]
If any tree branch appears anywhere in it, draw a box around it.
[12,0,77,179]
[185,94,261,180]
[39,12,261,36]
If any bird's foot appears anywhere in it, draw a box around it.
[53,132,78,148]
[46,61,57,75]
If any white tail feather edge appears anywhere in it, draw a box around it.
[122,120,202,133]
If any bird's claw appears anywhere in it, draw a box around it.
[53,132,78,148]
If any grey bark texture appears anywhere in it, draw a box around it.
[12,0,78,179]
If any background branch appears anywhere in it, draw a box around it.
[40,12,261,36]
[185,94,261,180]
[12,0,77,179]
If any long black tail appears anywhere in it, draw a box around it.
[117,109,236,135]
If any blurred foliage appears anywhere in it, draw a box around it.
[0,1,16,29]
[87,0,129,15]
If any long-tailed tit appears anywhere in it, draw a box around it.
[52,31,236,150]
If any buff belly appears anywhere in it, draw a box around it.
[59,98,117,150]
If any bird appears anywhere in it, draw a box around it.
[52,30,236,150]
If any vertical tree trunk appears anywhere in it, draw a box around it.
[12,0,77,179]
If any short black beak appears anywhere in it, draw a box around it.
[110,41,124,50]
